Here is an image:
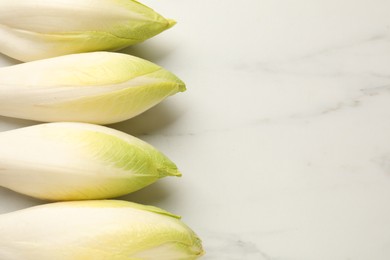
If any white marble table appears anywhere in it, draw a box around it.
[1,0,390,259]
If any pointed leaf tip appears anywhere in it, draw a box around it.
[167,19,177,29]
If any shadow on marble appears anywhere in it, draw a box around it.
[108,102,185,136]
[0,101,184,136]
[0,187,45,214]
[0,116,40,131]
[119,40,177,64]
[117,181,173,206]
[0,53,21,66]
[0,182,174,215]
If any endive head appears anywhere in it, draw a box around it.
[0,200,204,259]
[0,122,181,200]
[0,0,176,61]
[0,52,185,124]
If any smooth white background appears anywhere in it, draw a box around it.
[1,0,390,259]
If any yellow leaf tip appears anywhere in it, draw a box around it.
[167,19,177,29]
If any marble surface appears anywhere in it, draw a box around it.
[1,0,390,259]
